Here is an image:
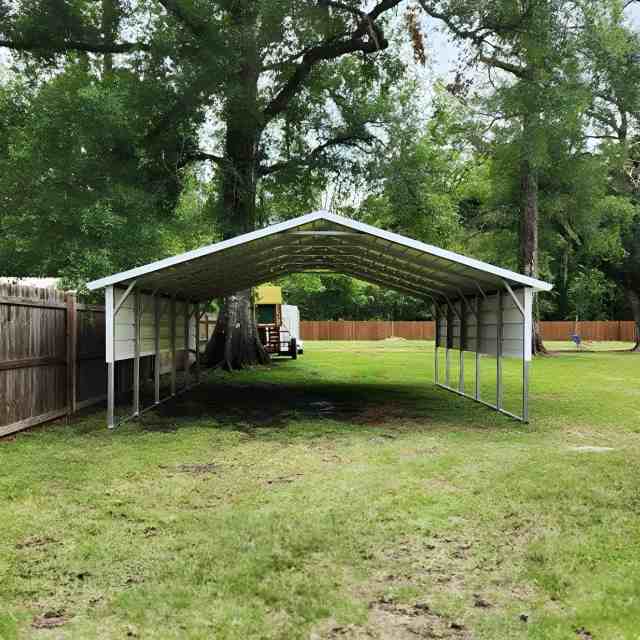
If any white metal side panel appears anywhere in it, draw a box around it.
[463,300,479,352]
[113,289,175,362]
[478,293,499,356]
[114,287,136,361]
[175,301,186,345]
[450,301,462,350]
[502,291,525,358]
[436,310,447,348]
[441,289,527,359]
[159,313,171,351]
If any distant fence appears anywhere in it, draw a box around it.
[300,321,435,341]
[0,283,215,437]
[538,320,637,342]
[300,320,637,342]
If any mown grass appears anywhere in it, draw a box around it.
[1,340,639,639]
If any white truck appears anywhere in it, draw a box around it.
[281,304,304,354]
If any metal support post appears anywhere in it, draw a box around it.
[496,289,503,410]
[133,288,140,417]
[475,294,481,401]
[154,294,161,405]
[445,303,451,387]
[184,302,190,389]
[195,303,201,384]
[106,286,115,429]
[434,303,439,384]
[459,300,465,393]
[171,296,177,396]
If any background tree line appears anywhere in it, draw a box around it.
[1,0,639,357]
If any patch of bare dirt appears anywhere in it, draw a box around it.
[265,473,303,486]
[175,462,218,474]
[15,536,57,549]
[155,381,433,432]
[32,610,70,629]
[356,405,430,427]
[312,598,472,639]
[576,627,593,640]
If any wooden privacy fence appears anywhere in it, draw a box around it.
[300,320,637,342]
[0,284,215,437]
[538,320,637,342]
[300,320,436,341]
[0,283,106,437]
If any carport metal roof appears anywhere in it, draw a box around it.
[87,210,553,428]
[87,210,551,301]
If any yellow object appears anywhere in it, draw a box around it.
[255,284,282,305]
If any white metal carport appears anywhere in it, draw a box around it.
[87,210,552,427]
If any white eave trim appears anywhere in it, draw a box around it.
[87,210,553,293]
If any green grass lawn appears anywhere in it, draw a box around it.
[1,341,639,640]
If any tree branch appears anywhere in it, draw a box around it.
[156,0,212,40]
[0,37,147,54]
[478,54,531,79]
[258,132,376,176]
[186,151,225,165]
[262,0,402,123]
[418,1,532,78]
[418,1,490,48]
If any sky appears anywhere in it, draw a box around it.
[424,3,640,80]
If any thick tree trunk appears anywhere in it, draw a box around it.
[519,121,547,355]
[627,287,640,351]
[557,246,570,320]
[205,3,270,369]
[101,0,118,77]
[205,289,270,369]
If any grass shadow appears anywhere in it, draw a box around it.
[135,372,513,440]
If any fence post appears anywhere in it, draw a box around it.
[66,293,78,418]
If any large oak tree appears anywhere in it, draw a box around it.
[0,0,406,368]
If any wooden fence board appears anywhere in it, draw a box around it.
[0,284,202,436]
[0,283,69,433]
[301,320,636,342]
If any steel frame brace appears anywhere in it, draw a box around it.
[433,284,530,423]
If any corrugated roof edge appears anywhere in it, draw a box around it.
[86,210,553,293]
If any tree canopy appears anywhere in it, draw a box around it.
[0,0,639,346]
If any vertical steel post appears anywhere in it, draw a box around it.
[475,295,481,401]
[195,303,201,384]
[434,302,439,385]
[496,289,503,410]
[184,302,190,389]
[523,353,529,422]
[523,288,531,423]
[154,294,161,404]
[170,296,177,396]
[445,303,451,387]
[459,300,465,393]
[133,288,140,417]
[106,286,115,429]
